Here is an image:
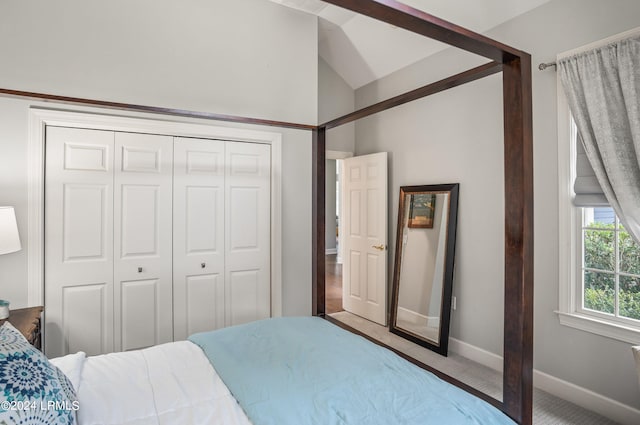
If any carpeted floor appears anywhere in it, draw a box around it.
[326,253,621,423]
[330,311,620,425]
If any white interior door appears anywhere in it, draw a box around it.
[342,152,388,325]
[45,126,115,357]
[225,142,271,326]
[113,132,174,351]
[173,137,225,339]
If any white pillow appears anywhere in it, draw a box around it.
[50,351,86,393]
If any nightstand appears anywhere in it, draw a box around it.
[0,306,44,350]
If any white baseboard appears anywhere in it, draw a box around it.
[533,370,640,425]
[427,316,440,329]
[449,338,640,425]
[397,307,439,328]
[449,337,503,372]
[397,307,427,325]
[325,248,337,255]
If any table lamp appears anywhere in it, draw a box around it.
[0,206,21,320]
[0,206,21,255]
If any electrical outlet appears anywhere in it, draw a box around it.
[452,296,457,310]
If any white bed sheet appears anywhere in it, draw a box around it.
[51,341,252,425]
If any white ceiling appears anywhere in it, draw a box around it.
[270,0,551,88]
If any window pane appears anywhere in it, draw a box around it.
[583,271,614,314]
[584,229,615,271]
[592,207,616,226]
[584,207,615,228]
[619,275,640,321]
[619,231,640,275]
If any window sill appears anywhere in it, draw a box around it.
[556,311,640,344]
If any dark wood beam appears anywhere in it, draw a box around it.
[322,61,502,129]
[0,88,316,131]
[312,127,327,316]
[502,54,534,425]
[324,0,523,63]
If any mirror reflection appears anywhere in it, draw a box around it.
[390,184,459,356]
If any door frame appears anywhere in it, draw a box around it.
[326,150,353,263]
[27,107,283,336]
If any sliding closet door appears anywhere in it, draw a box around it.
[225,142,271,326]
[113,132,174,351]
[173,137,225,340]
[45,127,115,357]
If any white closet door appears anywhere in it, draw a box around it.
[113,132,174,351]
[45,127,115,357]
[225,142,271,326]
[173,137,225,339]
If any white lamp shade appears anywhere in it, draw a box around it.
[0,206,21,255]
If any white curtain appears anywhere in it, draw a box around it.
[558,33,640,244]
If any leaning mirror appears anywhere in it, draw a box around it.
[389,184,459,356]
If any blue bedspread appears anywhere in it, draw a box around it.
[189,317,515,425]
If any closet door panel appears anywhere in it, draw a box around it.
[173,138,225,340]
[225,142,271,326]
[120,279,160,351]
[45,126,115,357]
[229,188,260,249]
[185,274,225,335]
[186,186,219,253]
[121,185,160,256]
[114,132,173,351]
[228,270,260,326]
[62,284,109,356]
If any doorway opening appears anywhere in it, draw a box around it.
[326,157,343,314]
[326,150,359,314]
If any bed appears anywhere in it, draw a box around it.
[0,0,533,423]
[1,317,514,425]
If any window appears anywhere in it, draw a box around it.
[557,88,640,343]
[579,207,640,325]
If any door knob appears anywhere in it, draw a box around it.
[372,244,386,251]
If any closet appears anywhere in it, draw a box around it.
[44,126,271,357]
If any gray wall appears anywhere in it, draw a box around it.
[0,0,316,317]
[358,74,507,355]
[318,57,355,152]
[398,193,446,317]
[318,57,355,254]
[0,0,316,124]
[355,0,640,409]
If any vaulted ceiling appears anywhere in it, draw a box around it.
[270,0,551,88]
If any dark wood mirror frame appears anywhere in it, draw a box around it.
[389,184,459,356]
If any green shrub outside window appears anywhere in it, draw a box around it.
[583,209,640,321]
